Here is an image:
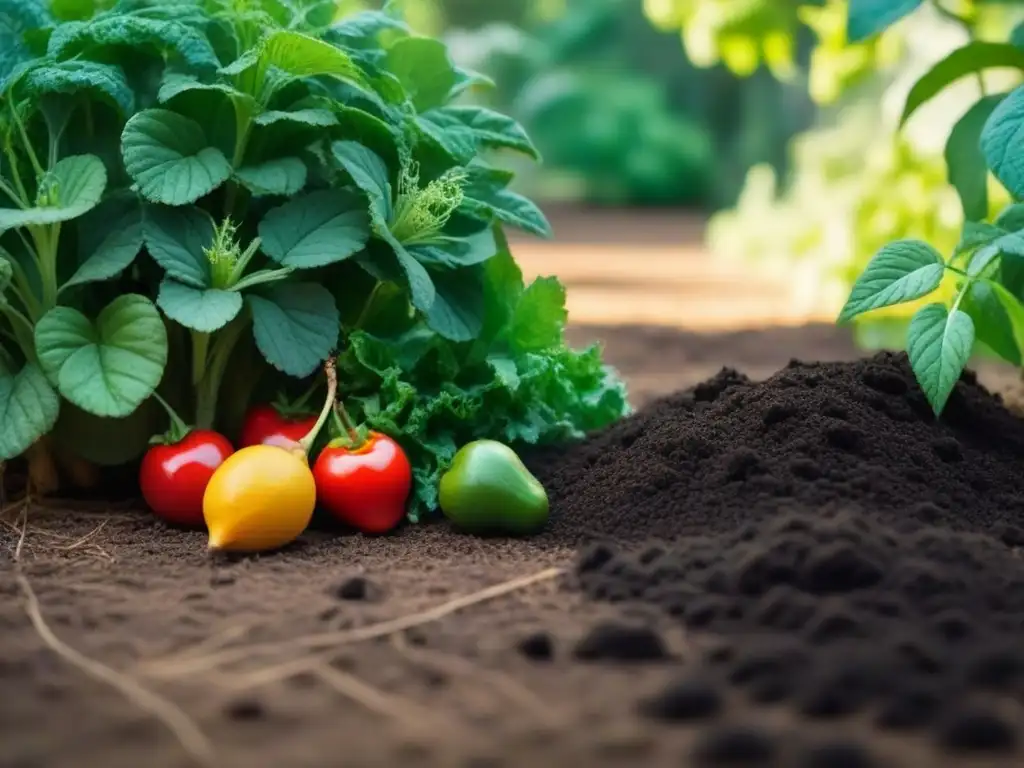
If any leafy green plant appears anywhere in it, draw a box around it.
[838,0,1024,414]
[0,0,628,518]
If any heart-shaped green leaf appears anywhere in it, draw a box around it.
[121,109,232,206]
[34,294,169,418]
[0,154,107,229]
[0,361,60,460]
[235,157,308,197]
[907,303,975,415]
[157,278,243,333]
[838,240,945,323]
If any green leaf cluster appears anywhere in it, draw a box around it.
[0,0,629,511]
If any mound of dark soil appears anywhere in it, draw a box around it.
[534,352,1024,759]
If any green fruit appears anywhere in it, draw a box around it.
[438,439,549,535]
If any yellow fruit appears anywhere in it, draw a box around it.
[202,444,316,552]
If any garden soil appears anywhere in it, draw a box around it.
[5,322,1024,768]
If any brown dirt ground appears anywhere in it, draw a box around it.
[3,321,1020,768]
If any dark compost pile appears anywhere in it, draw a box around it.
[533,352,1024,761]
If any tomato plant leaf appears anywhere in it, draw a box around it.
[847,0,922,43]
[838,240,945,323]
[60,212,144,294]
[417,106,539,164]
[0,360,59,461]
[253,108,338,127]
[23,60,134,115]
[47,14,219,71]
[235,157,308,197]
[258,189,371,269]
[981,86,1024,199]
[901,44,1023,126]
[246,282,340,378]
[121,109,232,206]
[384,37,457,113]
[142,204,215,289]
[961,280,1021,366]
[157,278,243,333]
[424,265,486,342]
[0,154,106,229]
[907,303,974,415]
[34,294,169,418]
[946,93,1007,221]
[331,140,393,221]
[407,228,497,269]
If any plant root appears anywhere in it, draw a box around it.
[142,566,567,679]
[10,511,216,768]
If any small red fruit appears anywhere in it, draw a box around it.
[140,393,233,526]
[313,406,412,534]
[239,404,316,449]
[141,429,234,526]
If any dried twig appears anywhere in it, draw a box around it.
[143,567,566,679]
[11,511,216,768]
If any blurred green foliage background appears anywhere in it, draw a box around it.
[345,0,1024,341]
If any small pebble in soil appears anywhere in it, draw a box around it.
[798,741,876,768]
[637,677,721,722]
[517,631,555,661]
[332,576,376,601]
[691,724,777,766]
[572,621,670,663]
[224,698,265,721]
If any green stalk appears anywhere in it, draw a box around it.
[2,305,36,362]
[3,141,30,209]
[191,330,210,387]
[9,102,44,181]
[353,280,383,330]
[195,314,249,431]
[295,358,338,456]
[150,391,191,444]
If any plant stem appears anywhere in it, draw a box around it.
[297,358,338,455]
[0,177,25,207]
[10,102,44,180]
[2,305,37,361]
[195,315,248,431]
[150,391,191,443]
[191,331,210,388]
[353,280,383,330]
[331,401,363,447]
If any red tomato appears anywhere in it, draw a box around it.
[140,430,234,526]
[239,404,317,449]
[312,432,412,534]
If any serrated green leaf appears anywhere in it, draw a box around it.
[838,240,945,322]
[0,154,106,229]
[157,278,242,333]
[463,185,552,239]
[847,0,922,43]
[247,283,340,378]
[424,264,485,341]
[961,280,1021,365]
[907,303,974,415]
[48,14,219,71]
[60,212,143,293]
[235,157,307,196]
[327,10,408,46]
[330,140,393,220]
[157,73,250,105]
[142,204,214,288]
[23,60,134,114]
[510,277,567,352]
[946,94,1007,221]
[901,45,1024,127]
[253,108,338,127]
[34,294,168,418]
[417,106,539,164]
[407,228,497,269]
[981,86,1024,199]
[997,203,1024,231]
[385,37,457,113]
[357,236,436,312]
[221,29,364,87]
[0,1,52,94]
[0,360,59,460]
[258,189,370,269]
[955,221,1006,257]
[122,109,232,206]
